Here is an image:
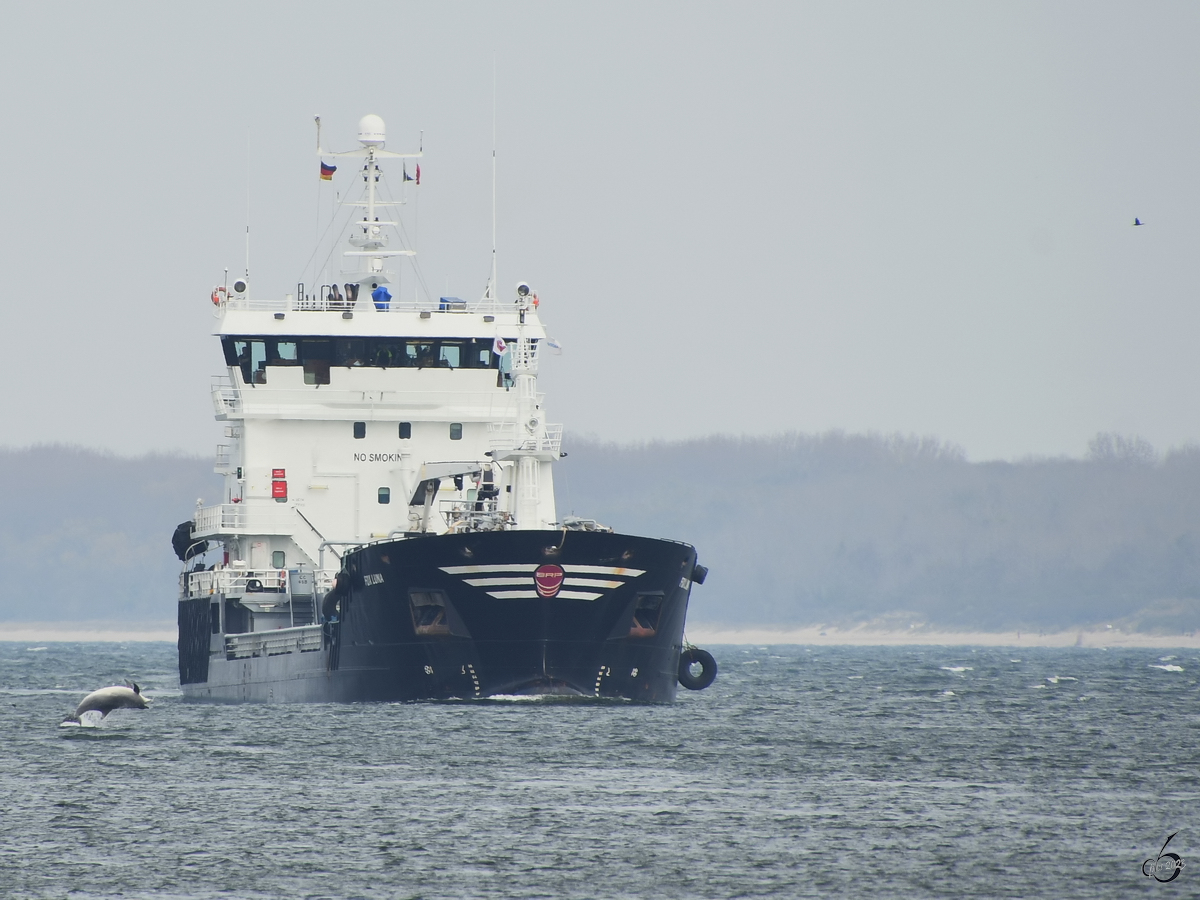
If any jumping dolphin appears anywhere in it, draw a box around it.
[62,683,149,724]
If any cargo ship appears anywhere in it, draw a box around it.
[174,115,716,702]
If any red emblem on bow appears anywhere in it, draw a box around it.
[535,564,564,598]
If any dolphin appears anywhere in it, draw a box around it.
[63,683,149,724]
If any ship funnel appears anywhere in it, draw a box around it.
[358,114,386,148]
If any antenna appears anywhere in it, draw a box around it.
[415,129,424,306]
[490,56,497,301]
[314,115,322,245]
[245,129,251,280]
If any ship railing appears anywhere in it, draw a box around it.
[185,567,336,599]
[222,292,507,315]
[224,625,323,660]
[211,387,522,419]
[313,570,336,594]
[193,502,298,537]
[487,421,564,455]
[510,339,540,371]
[188,567,287,597]
[211,376,239,417]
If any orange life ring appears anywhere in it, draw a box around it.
[211,286,227,305]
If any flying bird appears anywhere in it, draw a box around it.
[62,683,149,724]
[1133,218,1144,226]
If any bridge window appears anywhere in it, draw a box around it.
[374,340,404,368]
[221,335,507,380]
[407,341,437,368]
[224,338,305,383]
[301,339,331,384]
[270,341,299,365]
[303,361,330,385]
[225,339,267,384]
[335,339,367,367]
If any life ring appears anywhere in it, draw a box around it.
[678,647,717,690]
[211,286,227,305]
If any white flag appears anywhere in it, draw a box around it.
[492,335,508,356]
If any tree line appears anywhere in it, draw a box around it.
[2,434,1199,632]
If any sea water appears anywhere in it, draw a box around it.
[0,641,1195,898]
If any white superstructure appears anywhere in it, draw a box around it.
[183,115,563,612]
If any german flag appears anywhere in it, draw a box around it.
[320,161,337,181]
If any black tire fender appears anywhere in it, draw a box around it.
[678,647,717,690]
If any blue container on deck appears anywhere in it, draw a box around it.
[371,286,391,310]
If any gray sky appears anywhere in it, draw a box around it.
[2,2,1198,461]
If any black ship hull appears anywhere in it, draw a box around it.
[180,530,706,703]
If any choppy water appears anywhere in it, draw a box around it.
[1,642,1196,898]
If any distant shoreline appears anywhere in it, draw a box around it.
[0,622,178,643]
[3,620,1200,649]
[685,625,1200,649]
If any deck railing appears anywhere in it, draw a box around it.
[192,503,298,537]
[221,292,509,315]
[487,421,564,455]
[187,567,286,597]
[184,566,335,600]
[225,625,323,659]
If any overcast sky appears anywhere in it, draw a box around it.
[2,2,1198,461]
